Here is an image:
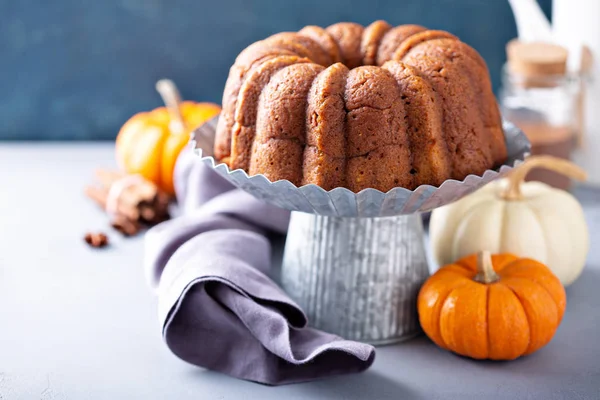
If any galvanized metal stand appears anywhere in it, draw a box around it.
[281,212,430,345]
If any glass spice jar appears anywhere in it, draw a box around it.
[499,40,580,190]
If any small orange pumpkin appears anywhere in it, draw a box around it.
[116,79,220,195]
[418,251,566,360]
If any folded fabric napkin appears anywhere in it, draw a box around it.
[144,146,375,385]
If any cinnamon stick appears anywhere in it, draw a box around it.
[94,169,157,208]
[84,169,170,235]
[111,215,141,237]
[84,185,141,221]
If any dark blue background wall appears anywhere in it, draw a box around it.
[0,0,551,140]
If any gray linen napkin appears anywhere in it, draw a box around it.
[144,146,375,385]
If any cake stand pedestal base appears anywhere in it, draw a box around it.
[280,211,430,345]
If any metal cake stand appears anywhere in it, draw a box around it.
[192,117,531,344]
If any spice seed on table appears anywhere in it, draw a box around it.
[84,232,109,248]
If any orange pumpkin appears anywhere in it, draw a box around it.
[418,251,566,360]
[116,80,220,195]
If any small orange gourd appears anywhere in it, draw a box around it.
[418,251,566,360]
[116,80,220,195]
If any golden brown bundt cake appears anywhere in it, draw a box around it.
[214,20,507,192]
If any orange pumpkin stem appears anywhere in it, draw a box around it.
[155,79,186,134]
[474,251,499,284]
[502,155,588,200]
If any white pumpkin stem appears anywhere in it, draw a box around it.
[474,251,499,284]
[155,79,186,134]
[502,155,588,200]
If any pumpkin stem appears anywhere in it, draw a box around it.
[502,155,588,200]
[155,79,186,134]
[474,251,500,284]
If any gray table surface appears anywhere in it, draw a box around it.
[1,143,599,400]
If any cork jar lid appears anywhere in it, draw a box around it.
[507,39,568,77]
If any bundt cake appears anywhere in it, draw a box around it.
[214,20,507,192]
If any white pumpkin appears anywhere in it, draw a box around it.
[430,156,589,286]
